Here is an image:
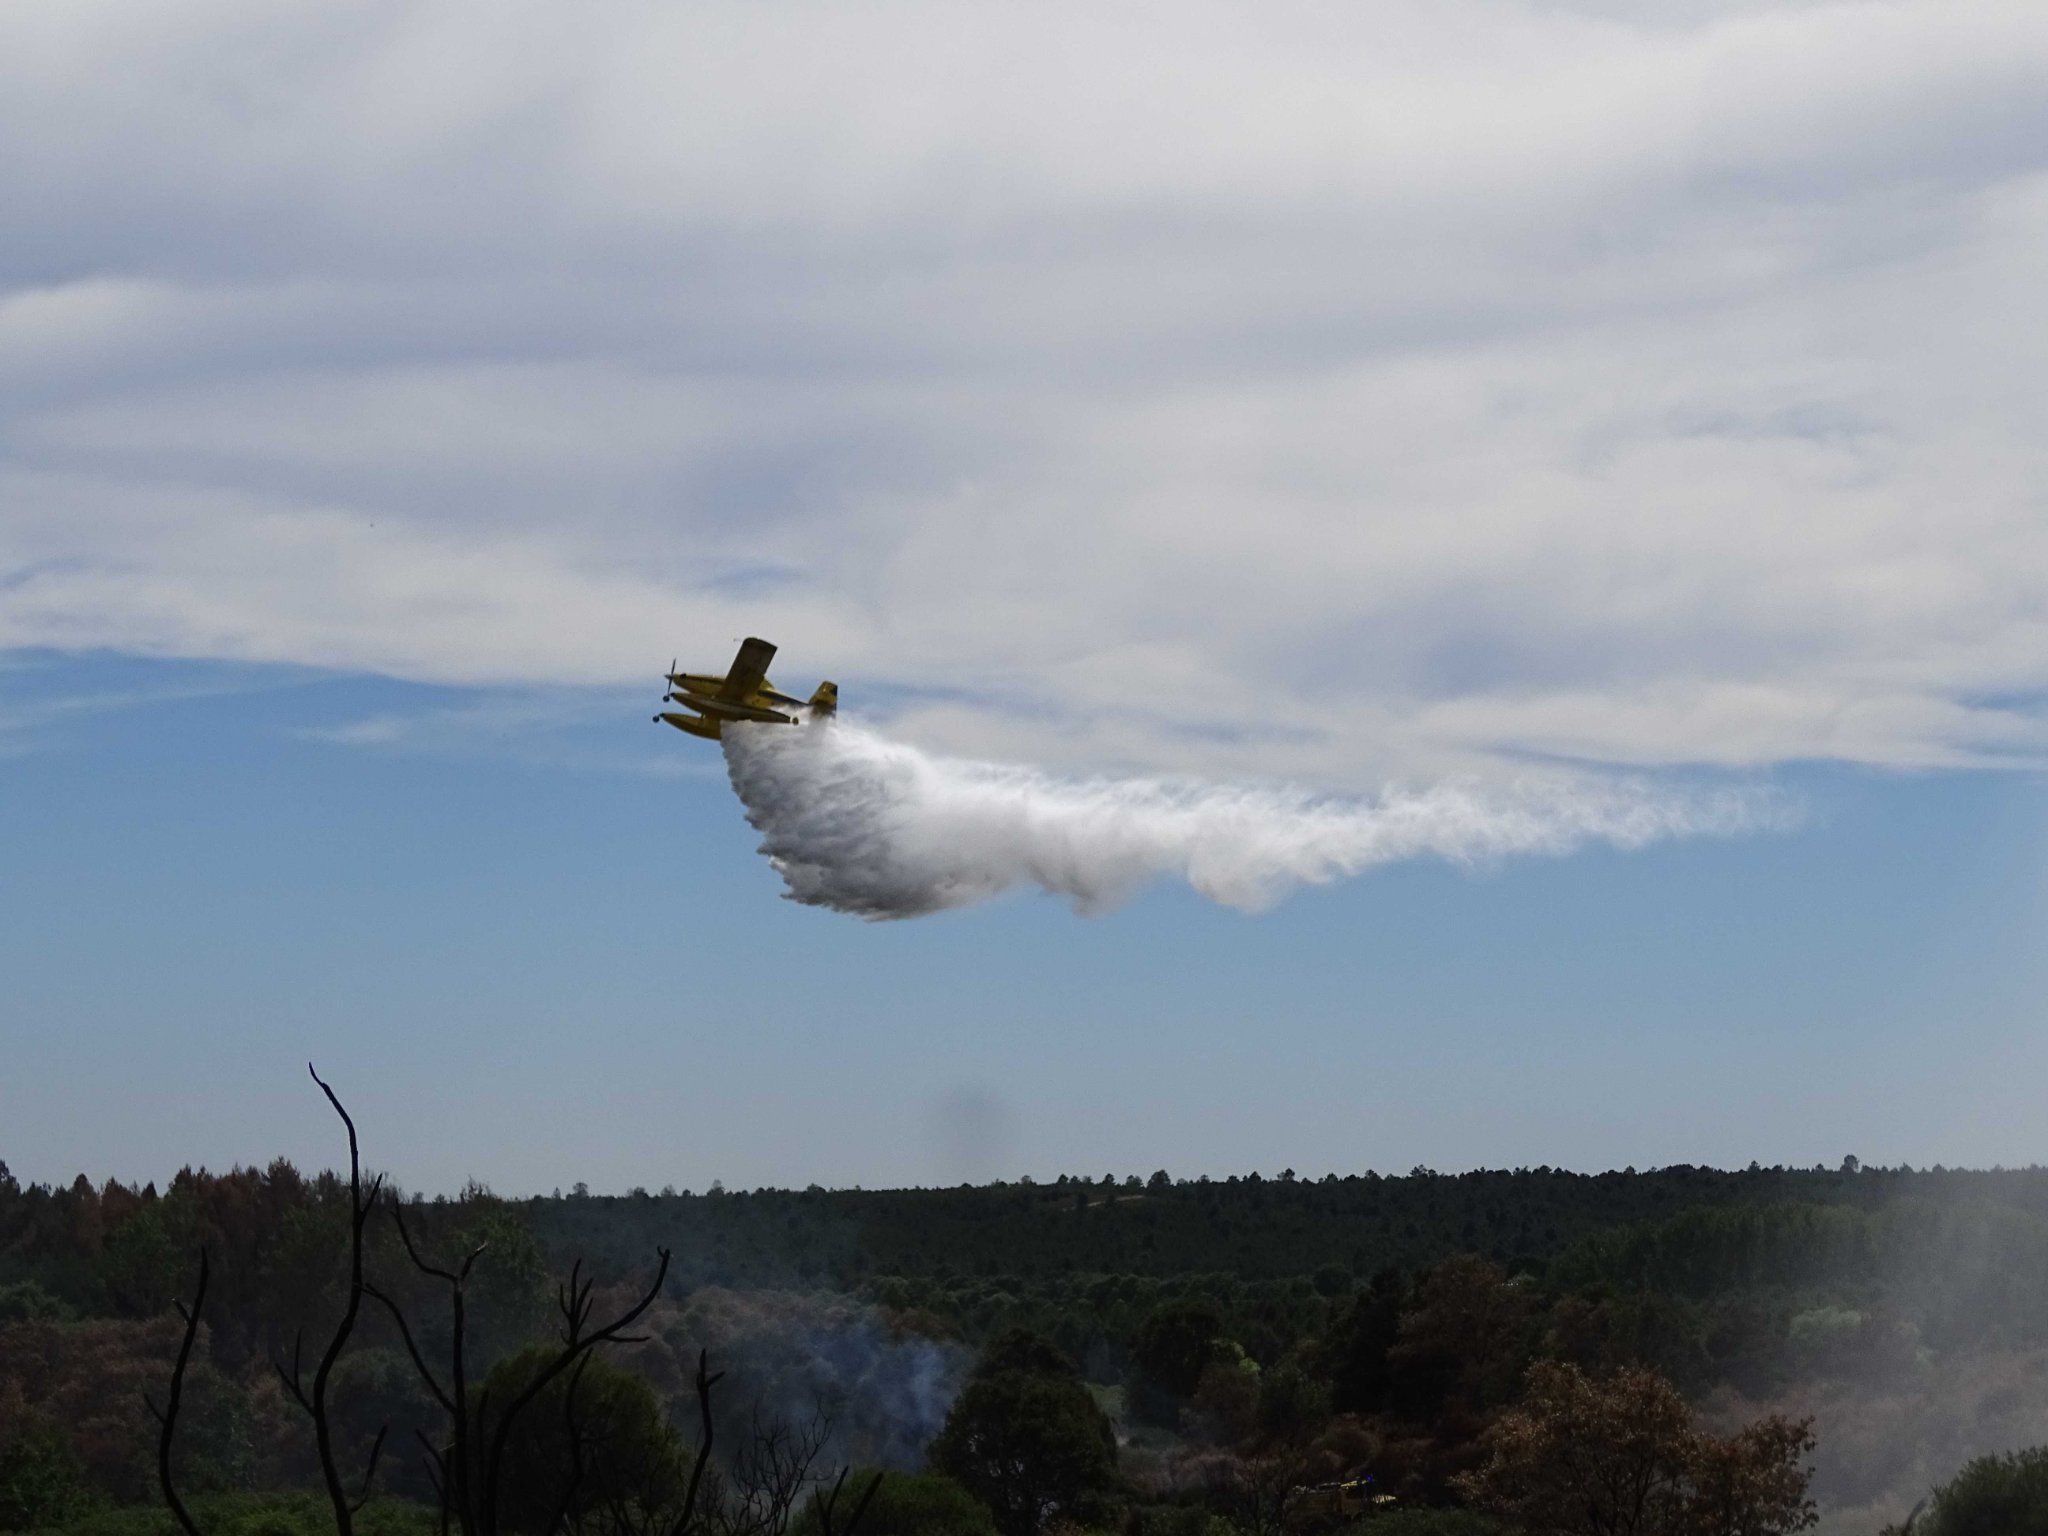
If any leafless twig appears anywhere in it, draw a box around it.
[810,1466,884,1536]
[479,1248,673,1536]
[144,1249,211,1536]
[274,1065,388,1536]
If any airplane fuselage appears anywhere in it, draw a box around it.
[667,689,795,724]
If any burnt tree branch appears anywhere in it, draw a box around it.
[146,1248,211,1536]
[375,1196,493,1536]
[480,1247,672,1536]
[811,1467,884,1536]
[278,1064,387,1536]
[668,1349,724,1536]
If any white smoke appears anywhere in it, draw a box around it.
[721,716,1786,920]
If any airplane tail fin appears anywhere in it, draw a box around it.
[808,681,839,716]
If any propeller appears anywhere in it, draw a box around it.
[653,658,676,726]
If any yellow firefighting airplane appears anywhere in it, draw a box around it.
[653,637,838,741]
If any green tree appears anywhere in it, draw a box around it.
[99,1205,182,1317]
[0,1280,72,1324]
[329,1349,440,1502]
[1131,1299,1228,1422]
[930,1330,1118,1536]
[1256,1360,1331,1447]
[793,1470,997,1536]
[470,1348,683,1534]
[1185,1354,1261,1446]
[1457,1361,1815,1536]
[1362,1513,1502,1536]
[0,1419,96,1531]
[1386,1256,1531,1426]
[1904,1447,2048,1536]
[451,1205,551,1369]
[1315,1271,1404,1415]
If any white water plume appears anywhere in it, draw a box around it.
[721,716,1786,920]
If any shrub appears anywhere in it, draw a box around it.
[793,1470,997,1536]
[0,1421,95,1531]
[1911,1447,2048,1536]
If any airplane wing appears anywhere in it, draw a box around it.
[720,637,776,701]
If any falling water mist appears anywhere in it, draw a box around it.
[719,715,1786,919]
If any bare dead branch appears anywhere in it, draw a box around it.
[301,1063,382,1536]
[151,1248,210,1536]
[807,1469,850,1536]
[813,1467,884,1536]
[364,1280,456,1413]
[721,1401,831,1536]
[391,1197,461,1285]
[543,1355,593,1536]
[669,1349,724,1536]
[414,1431,453,1536]
[838,1471,883,1536]
[378,1197,491,1536]
[276,1330,312,1413]
[480,1247,672,1536]
[350,1425,390,1514]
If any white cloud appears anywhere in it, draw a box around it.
[1,0,2044,782]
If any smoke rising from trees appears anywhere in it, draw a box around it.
[720,717,1786,919]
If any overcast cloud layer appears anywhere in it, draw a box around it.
[3,0,2046,783]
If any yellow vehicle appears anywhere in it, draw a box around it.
[1285,1478,1397,1527]
[654,637,838,741]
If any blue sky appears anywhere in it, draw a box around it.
[4,649,2043,1192]
[2,1,2046,1191]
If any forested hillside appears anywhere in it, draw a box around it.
[8,1156,2048,1535]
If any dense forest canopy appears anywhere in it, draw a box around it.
[12,1158,2048,1361]
[8,1154,2048,1535]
